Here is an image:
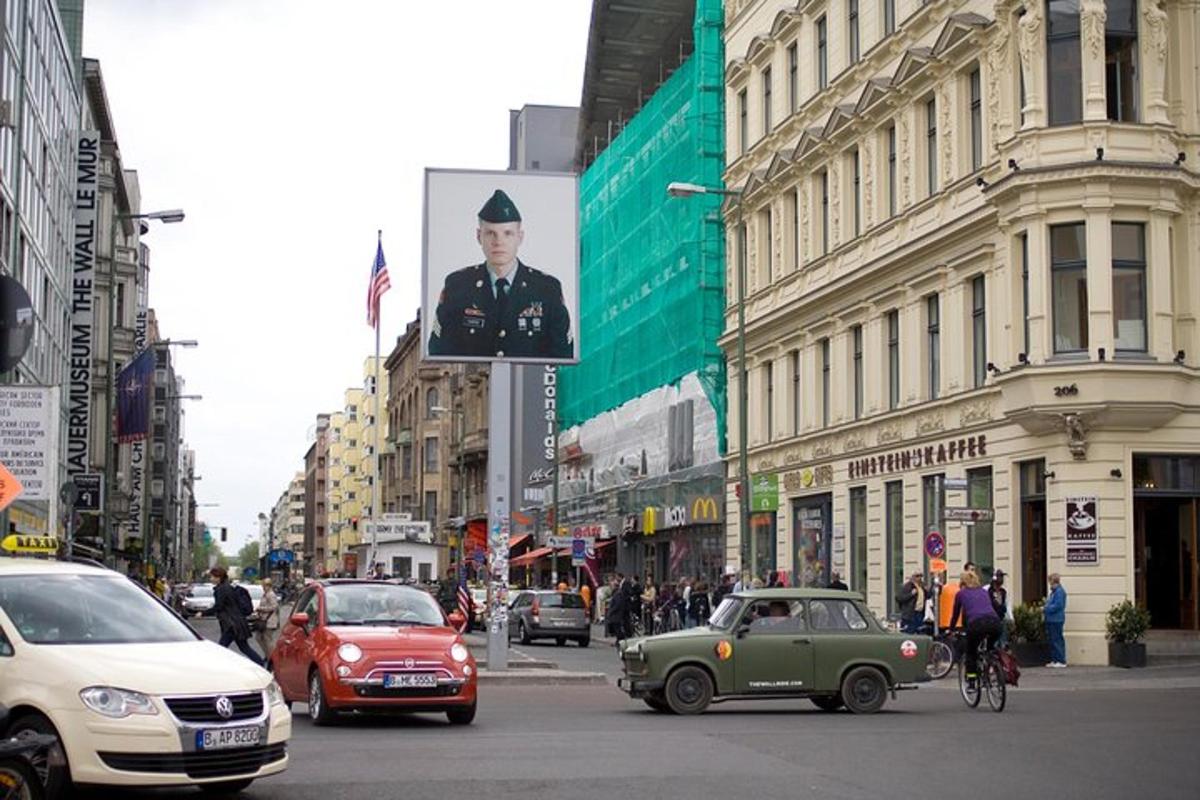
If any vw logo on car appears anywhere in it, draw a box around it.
[215,695,235,720]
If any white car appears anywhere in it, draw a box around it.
[0,556,291,796]
[181,583,215,615]
[241,583,264,612]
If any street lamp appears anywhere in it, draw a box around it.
[102,208,185,569]
[666,180,751,582]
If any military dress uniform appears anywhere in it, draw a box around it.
[428,189,572,359]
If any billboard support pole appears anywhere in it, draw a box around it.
[487,362,512,671]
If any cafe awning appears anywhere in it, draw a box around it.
[510,546,554,568]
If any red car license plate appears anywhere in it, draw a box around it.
[384,673,438,689]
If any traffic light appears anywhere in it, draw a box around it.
[220,527,227,542]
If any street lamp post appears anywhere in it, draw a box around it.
[103,209,185,569]
[666,181,752,581]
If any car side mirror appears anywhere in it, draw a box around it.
[736,624,751,639]
[289,612,309,631]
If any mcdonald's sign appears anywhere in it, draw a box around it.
[691,496,720,522]
[643,507,657,535]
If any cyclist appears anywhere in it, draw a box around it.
[947,569,1002,689]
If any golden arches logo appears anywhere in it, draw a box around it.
[643,507,657,536]
[691,497,719,521]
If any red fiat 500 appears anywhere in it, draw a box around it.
[270,580,477,726]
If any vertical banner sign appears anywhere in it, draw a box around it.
[67,132,101,475]
[122,311,150,551]
[0,386,58,501]
[1065,497,1099,564]
[511,364,556,509]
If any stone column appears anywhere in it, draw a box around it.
[831,328,850,426]
[1139,0,1171,124]
[1085,205,1114,359]
[1017,0,1047,129]
[1026,218,1050,363]
[1080,0,1109,120]
[864,315,885,415]
[903,297,924,405]
[1147,209,1176,361]
[987,0,1017,147]
[944,281,968,392]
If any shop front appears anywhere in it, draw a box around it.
[1133,455,1199,631]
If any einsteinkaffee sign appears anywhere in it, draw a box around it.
[847,435,988,480]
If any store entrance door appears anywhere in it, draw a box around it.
[792,494,832,588]
[1135,498,1198,630]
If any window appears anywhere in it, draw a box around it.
[761,208,773,283]
[401,444,412,479]
[115,282,125,328]
[972,276,987,387]
[738,89,748,154]
[969,67,983,171]
[967,467,995,581]
[668,400,695,470]
[1051,223,1088,353]
[927,294,941,400]
[820,338,831,427]
[819,169,829,254]
[887,310,900,409]
[0,625,12,657]
[850,486,868,592]
[852,324,863,419]
[741,599,808,634]
[849,0,860,64]
[425,387,439,418]
[765,361,774,441]
[817,16,828,90]
[884,0,896,35]
[851,148,861,237]
[791,349,801,435]
[1106,0,1138,121]
[790,190,800,270]
[762,66,773,134]
[1047,0,1082,125]
[887,125,897,217]
[809,598,868,631]
[418,563,432,583]
[926,97,938,196]
[886,481,904,616]
[787,43,798,113]
[1112,222,1146,351]
[392,556,413,580]
[424,490,437,521]
[424,436,439,472]
[1020,233,1030,356]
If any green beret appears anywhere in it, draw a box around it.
[479,189,521,223]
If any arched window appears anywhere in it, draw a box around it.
[426,387,439,419]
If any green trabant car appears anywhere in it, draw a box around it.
[617,589,932,715]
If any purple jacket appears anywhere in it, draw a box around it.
[949,586,1000,629]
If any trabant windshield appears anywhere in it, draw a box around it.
[708,597,744,630]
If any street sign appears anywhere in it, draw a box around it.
[0,461,23,513]
[571,537,586,566]
[269,548,295,564]
[944,507,994,523]
[924,531,946,559]
[943,477,969,491]
[1,534,57,554]
[930,557,948,573]
[547,535,593,548]
[74,474,103,513]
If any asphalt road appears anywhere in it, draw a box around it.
[86,618,1200,800]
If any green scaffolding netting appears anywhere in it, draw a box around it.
[561,0,727,451]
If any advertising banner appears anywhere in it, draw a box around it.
[0,386,58,501]
[512,364,557,509]
[1065,497,1099,565]
[67,131,100,476]
[422,169,579,364]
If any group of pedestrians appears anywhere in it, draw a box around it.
[208,566,282,667]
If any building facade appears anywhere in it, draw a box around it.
[724,0,1200,663]
[303,414,330,574]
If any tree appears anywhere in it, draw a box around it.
[237,541,262,571]
[191,538,228,578]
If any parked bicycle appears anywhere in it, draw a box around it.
[958,635,1007,712]
[926,628,960,680]
[0,705,51,800]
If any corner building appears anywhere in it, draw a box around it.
[724,0,1200,663]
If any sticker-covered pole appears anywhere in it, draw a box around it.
[486,362,512,671]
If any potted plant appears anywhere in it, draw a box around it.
[1105,600,1151,668]
[1008,601,1051,666]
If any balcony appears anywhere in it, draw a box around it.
[395,428,413,446]
[463,428,488,456]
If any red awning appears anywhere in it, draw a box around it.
[510,546,554,567]
[595,538,616,550]
[508,534,531,550]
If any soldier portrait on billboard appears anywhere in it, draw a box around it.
[428,189,572,359]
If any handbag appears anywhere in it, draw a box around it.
[997,647,1021,687]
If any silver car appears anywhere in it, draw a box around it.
[180,583,214,615]
[508,591,590,647]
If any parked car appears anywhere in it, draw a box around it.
[181,583,215,615]
[0,556,291,797]
[270,580,476,726]
[508,591,589,647]
[617,588,932,715]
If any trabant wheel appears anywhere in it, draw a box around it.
[810,696,845,712]
[308,669,336,726]
[643,693,672,713]
[664,666,713,715]
[841,666,888,714]
[199,778,255,794]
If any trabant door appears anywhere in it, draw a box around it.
[733,598,816,693]
[805,597,880,689]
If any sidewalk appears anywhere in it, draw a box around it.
[924,661,1200,692]
[463,630,608,685]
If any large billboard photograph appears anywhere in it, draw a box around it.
[422,169,579,364]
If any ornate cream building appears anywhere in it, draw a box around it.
[723,0,1199,662]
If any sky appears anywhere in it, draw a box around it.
[82,0,593,553]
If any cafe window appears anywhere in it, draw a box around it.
[967,467,994,581]
[738,89,748,155]
[1112,222,1146,352]
[886,481,904,616]
[1047,0,1083,125]
[850,486,868,593]
[852,324,863,420]
[1105,0,1138,122]
[1051,222,1088,353]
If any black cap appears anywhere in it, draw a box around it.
[992,569,1006,580]
[479,189,521,223]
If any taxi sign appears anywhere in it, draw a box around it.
[1,534,59,554]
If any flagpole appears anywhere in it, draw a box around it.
[370,230,383,576]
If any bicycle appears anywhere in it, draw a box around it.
[926,629,959,680]
[958,636,1006,712]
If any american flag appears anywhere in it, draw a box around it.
[456,566,472,632]
[366,231,391,328]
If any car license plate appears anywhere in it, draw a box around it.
[552,619,573,626]
[196,726,260,750]
[384,673,438,689]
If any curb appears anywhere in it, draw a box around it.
[475,660,559,670]
[477,670,609,686]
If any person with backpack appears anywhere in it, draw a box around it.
[210,567,263,665]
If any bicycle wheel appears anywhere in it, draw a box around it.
[984,657,1007,712]
[927,640,954,680]
[958,660,981,708]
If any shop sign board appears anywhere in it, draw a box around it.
[1065,497,1099,565]
[750,473,779,512]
